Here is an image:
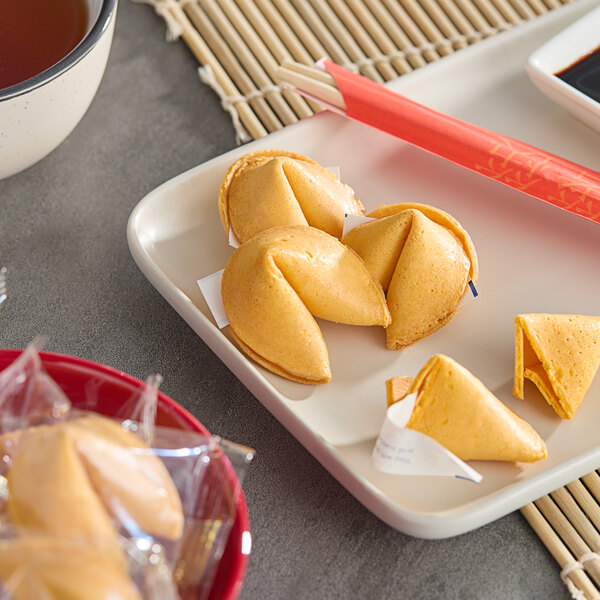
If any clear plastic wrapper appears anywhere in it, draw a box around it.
[0,341,254,600]
[0,338,70,435]
[0,268,6,309]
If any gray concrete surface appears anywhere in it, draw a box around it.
[0,1,571,599]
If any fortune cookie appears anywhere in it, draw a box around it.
[342,203,478,349]
[218,149,365,244]
[6,415,184,550]
[0,535,142,600]
[388,354,547,462]
[221,225,391,384]
[513,314,600,419]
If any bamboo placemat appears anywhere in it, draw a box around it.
[137,1,600,598]
[138,0,573,141]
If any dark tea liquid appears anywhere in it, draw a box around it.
[0,0,89,90]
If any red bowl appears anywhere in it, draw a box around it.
[0,349,250,600]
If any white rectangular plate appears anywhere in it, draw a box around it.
[128,0,600,539]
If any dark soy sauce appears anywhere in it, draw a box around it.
[556,45,600,104]
[0,0,89,90]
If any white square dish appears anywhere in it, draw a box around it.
[128,0,600,539]
[526,4,600,134]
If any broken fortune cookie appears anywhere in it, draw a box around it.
[513,313,600,419]
[388,354,547,462]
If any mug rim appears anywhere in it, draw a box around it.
[0,0,118,102]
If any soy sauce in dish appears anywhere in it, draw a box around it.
[0,0,89,90]
[556,45,600,104]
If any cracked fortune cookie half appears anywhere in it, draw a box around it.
[221,225,391,384]
[218,150,365,244]
[513,314,600,419]
[388,354,547,463]
[342,203,478,349]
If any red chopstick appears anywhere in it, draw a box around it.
[320,59,600,226]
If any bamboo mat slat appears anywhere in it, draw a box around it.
[137,1,600,598]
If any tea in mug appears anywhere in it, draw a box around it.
[0,0,89,90]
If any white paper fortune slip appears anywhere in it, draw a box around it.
[371,393,483,483]
[341,213,374,238]
[197,269,228,329]
[228,230,240,248]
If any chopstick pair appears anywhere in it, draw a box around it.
[275,59,600,227]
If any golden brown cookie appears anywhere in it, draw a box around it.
[6,415,184,548]
[218,150,365,243]
[513,314,600,419]
[389,354,547,462]
[343,203,478,349]
[221,225,391,384]
[0,535,142,600]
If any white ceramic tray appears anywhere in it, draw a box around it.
[128,0,600,539]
